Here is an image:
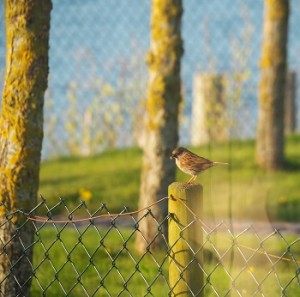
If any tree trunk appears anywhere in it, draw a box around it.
[256,0,289,170]
[0,1,52,296]
[284,71,297,134]
[135,0,183,253]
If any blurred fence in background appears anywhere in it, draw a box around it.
[0,0,299,158]
[0,194,299,296]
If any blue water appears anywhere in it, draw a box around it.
[0,0,299,157]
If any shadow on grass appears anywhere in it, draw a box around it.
[284,159,300,172]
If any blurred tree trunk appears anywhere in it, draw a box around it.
[256,0,289,170]
[135,0,183,253]
[0,1,52,296]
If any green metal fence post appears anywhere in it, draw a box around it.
[168,182,204,296]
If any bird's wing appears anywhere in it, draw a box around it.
[185,152,214,171]
[190,151,211,163]
[194,156,214,170]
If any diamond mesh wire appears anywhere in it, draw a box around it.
[1,198,299,296]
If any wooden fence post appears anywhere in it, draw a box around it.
[191,73,227,145]
[168,182,204,297]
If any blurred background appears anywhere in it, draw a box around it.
[0,0,298,157]
[1,1,300,296]
[0,0,299,221]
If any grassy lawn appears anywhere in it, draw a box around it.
[35,138,300,297]
[30,225,300,296]
[39,135,300,222]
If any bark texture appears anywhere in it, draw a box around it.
[256,0,289,170]
[136,0,183,253]
[0,1,52,296]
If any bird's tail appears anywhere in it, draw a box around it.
[213,161,229,166]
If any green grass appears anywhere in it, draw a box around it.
[39,148,142,213]
[39,135,300,222]
[34,137,300,295]
[31,226,169,296]
[30,226,300,296]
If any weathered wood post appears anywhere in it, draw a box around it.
[191,73,227,145]
[168,182,203,296]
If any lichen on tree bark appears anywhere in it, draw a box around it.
[256,0,289,170]
[136,0,183,253]
[0,1,52,296]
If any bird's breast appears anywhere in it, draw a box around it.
[175,158,194,176]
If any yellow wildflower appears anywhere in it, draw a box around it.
[79,188,93,201]
[278,196,287,204]
[248,266,255,273]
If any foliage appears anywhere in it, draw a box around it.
[227,5,254,139]
[43,46,147,158]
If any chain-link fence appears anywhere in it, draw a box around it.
[0,0,299,158]
[1,195,299,296]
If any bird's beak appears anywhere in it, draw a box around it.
[170,155,174,160]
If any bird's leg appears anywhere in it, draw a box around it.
[187,175,197,183]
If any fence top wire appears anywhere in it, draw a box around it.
[7,193,300,268]
[23,196,170,224]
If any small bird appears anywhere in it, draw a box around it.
[170,147,229,183]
